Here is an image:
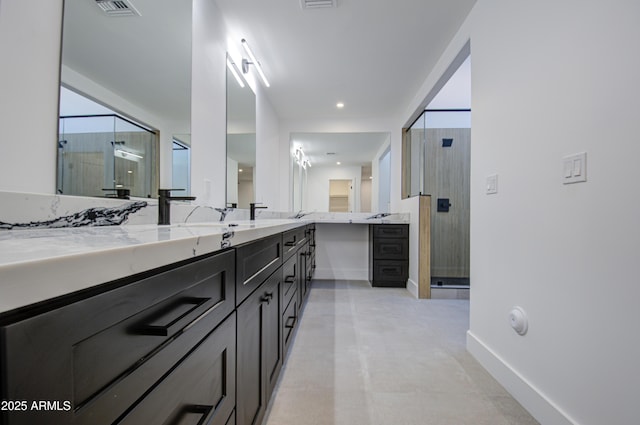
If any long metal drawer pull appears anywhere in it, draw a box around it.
[382,267,399,273]
[285,275,296,283]
[134,297,211,336]
[244,257,280,285]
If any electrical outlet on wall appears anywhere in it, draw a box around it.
[562,152,587,184]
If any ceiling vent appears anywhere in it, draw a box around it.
[300,0,336,9]
[95,0,141,17]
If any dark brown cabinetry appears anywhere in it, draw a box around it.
[369,224,409,287]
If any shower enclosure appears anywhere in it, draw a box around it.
[57,114,157,198]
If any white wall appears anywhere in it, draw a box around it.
[190,0,227,206]
[315,223,369,280]
[400,1,640,424]
[0,0,62,194]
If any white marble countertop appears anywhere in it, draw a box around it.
[0,219,308,315]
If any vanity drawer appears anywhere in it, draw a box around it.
[372,238,409,260]
[282,226,307,260]
[282,254,298,307]
[116,313,236,425]
[0,250,235,425]
[372,224,408,239]
[235,234,282,305]
[371,260,408,287]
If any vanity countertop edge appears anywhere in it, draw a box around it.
[0,219,310,315]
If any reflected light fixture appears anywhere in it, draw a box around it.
[115,149,143,159]
[226,57,245,88]
[241,39,270,87]
[336,102,344,108]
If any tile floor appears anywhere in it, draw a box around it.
[264,280,539,425]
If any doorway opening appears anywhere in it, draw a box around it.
[328,179,353,212]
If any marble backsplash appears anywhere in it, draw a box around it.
[0,191,408,230]
[0,191,287,229]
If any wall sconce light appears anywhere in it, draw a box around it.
[226,56,245,88]
[294,148,311,169]
[241,38,270,87]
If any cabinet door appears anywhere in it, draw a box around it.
[296,249,307,311]
[236,270,282,425]
[282,293,298,356]
[116,313,236,425]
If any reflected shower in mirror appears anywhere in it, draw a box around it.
[59,0,192,199]
[226,57,256,209]
[58,87,156,198]
[290,132,391,213]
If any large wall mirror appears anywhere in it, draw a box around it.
[226,58,256,209]
[290,132,391,213]
[59,0,192,198]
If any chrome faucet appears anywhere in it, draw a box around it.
[214,207,234,222]
[250,203,268,220]
[158,189,196,225]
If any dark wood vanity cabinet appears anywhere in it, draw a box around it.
[236,270,282,425]
[0,249,236,425]
[369,224,409,287]
[116,314,236,425]
[0,224,313,425]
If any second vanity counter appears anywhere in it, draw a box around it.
[0,219,310,315]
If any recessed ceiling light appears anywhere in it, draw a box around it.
[336,102,344,108]
[336,161,341,165]
[239,169,243,172]
[369,176,373,179]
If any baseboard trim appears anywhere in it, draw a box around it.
[406,278,418,298]
[466,331,577,425]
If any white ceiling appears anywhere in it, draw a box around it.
[215,0,477,121]
[291,132,389,167]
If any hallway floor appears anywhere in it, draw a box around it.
[264,280,539,425]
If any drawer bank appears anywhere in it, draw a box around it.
[0,223,316,425]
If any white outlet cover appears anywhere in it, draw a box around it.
[509,306,528,335]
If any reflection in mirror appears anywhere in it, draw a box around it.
[59,0,192,198]
[58,87,157,198]
[226,58,256,209]
[172,135,191,194]
[290,132,391,213]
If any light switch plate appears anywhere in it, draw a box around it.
[562,152,587,184]
[486,174,498,194]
